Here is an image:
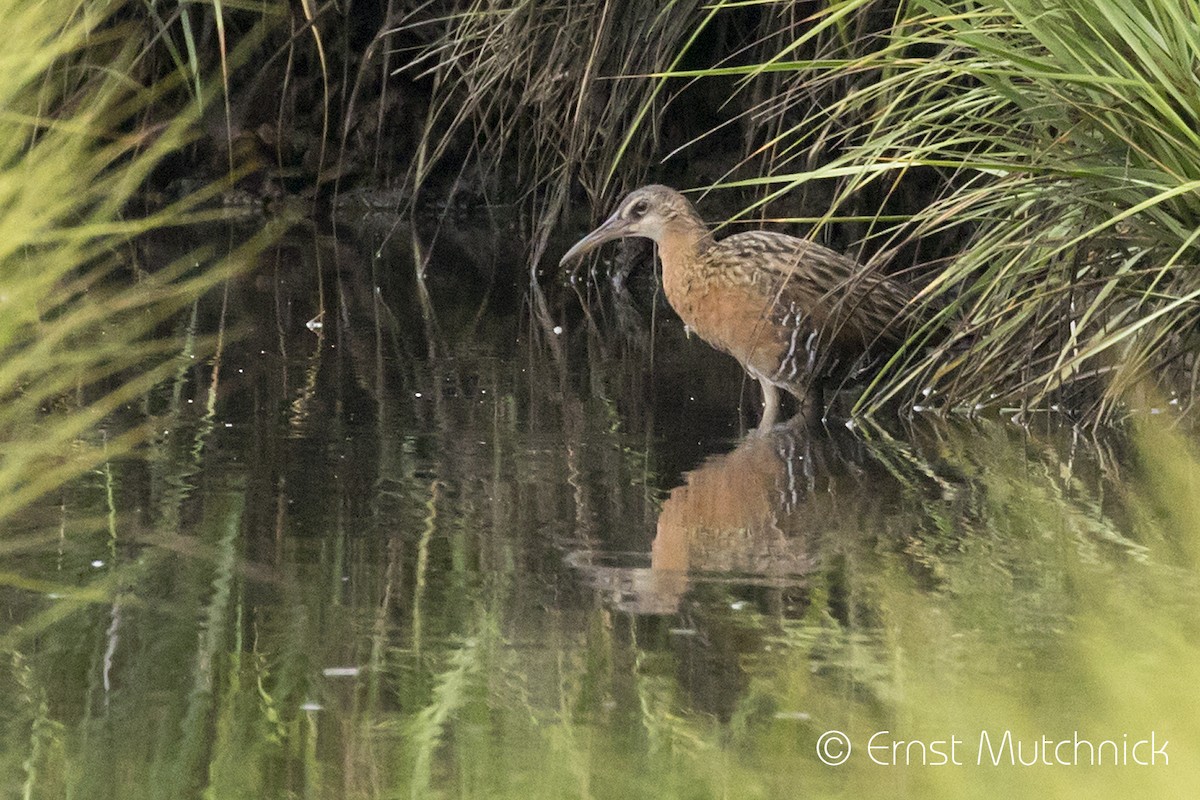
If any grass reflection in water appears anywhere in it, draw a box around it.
[2,225,1198,800]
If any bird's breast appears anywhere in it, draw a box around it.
[659,249,789,380]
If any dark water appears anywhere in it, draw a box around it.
[2,221,1198,799]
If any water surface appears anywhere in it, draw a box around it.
[2,221,1197,799]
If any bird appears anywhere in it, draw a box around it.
[559,185,924,426]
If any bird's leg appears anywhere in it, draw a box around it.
[758,377,780,430]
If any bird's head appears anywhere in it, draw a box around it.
[559,185,697,266]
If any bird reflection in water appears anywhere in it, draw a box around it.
[569,419,889,616]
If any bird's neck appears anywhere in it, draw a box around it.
[656,215,714,298]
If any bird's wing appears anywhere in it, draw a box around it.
[714,231,918,342]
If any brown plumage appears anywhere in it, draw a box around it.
[560,185,923,425]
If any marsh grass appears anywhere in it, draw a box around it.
[686,0,1200,419]
[391,2,749,249]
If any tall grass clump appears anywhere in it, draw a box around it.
[728,0,1200,419]
[393,1,779,260]
[0,3,243,534]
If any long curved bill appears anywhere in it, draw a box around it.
[558,210,632,266]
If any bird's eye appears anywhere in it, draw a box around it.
[630,199,650,218]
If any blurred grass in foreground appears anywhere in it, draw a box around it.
[0,3,259,621]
